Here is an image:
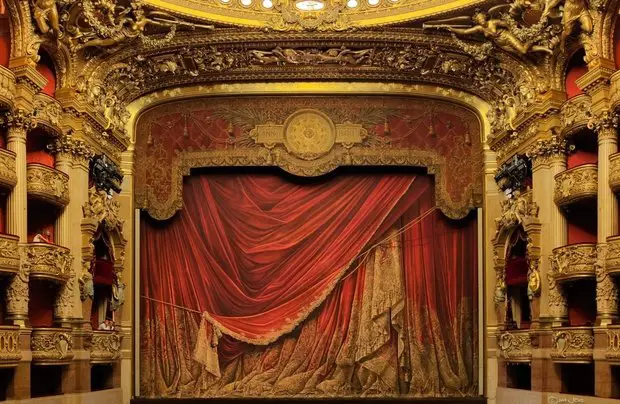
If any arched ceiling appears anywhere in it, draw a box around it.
[144,0,486,30]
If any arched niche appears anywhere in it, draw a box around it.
[492,190,541,329]
[80,187,126,328]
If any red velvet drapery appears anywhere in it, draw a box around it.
[141,171,478,396]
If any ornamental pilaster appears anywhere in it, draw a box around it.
[596,245,619,324]
[5,247,31,325]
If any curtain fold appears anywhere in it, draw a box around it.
[140,170,477,397]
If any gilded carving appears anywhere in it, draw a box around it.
[547,263,568,320]
[91,331,122,363]
[553,164,597,206]
[54,272,75,321]
[596,244,619,320]
[79,272,95,302]
[32,0,60,37]
[0,109,37,131]
[26,243,73,283]
[605,328,620,361]
[560,95,592,134]
[526,134,573,166]
[606,236,620,274]
[249,47,373,66]
[588,110,619,139]
[5,247,31,320]
[0,234,20,276]
[610,153,620,192]
[31,329,74,363]
[83,187,124,233]
[26,163,70,206]
[0,148,17,189]
[48,132,96,164]
[495,190,539,232]
[0,67,16,107]
[497,330,532,361]
[33,94,62,131]
[0,326,21,364]
[551,328,594,361]
[551,243,597,281]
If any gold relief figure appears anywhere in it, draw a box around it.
[33,0,60,36]
[426,11,554,56]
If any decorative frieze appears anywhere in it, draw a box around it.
[596,244,619,321]
[0,148,17,189]
[497,330,532,362]
[26,243,72,283]
[560,95,592,136]
[551,243,597,282]
[90,331,122,363]
[33,94,63,133]
[609,153,620,193]
[526,134,573,166]
[0,326,21,366]
[26,163,70,206]
[54,273,75,321]
[31,328,74,364]
[606,236,620,275]
[48,133,95,165]
[553,164,597,207]
[605,326,620,362]
[0,233,20,276]
[0,66,15,107]
[551,327,594,362]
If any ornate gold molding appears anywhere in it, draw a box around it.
[0,149,18,190]
[0,326,21,366]
[606,326,620,362]
[48,132,96,164]
[26,163,70,207]
[609,152,620,193]
[553,163,597,206]
[497,330,532,362]
[26,242,73,283]
[0,66,16,109]
[0,234,20,277]
[550,327,594,363]
[606,236,620,275]
[551,243,597,282]
[596,244,619,320]
[90,331,122,363]
[0,108,37,132]
[31,328,74,364]
[526,134,573,167]
[33,93,63,135]
[560,95,593,137]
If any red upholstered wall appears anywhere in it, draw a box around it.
[565,49,587,99]
[0,11,10,67]
[567,131,598,169]
[615,20,620,69]
[27,200,55,243]
[28,280,55,327]
[566,202,597,244]
[36,52,56,97]
[566,280,597,326]
[26,130,55,167]
[0,193,6,234]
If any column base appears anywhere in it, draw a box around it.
[597,314,619,327]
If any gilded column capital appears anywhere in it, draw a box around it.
[525,135,573,167]
[47,133,95,165]
[0,109,37,136]
[587,111,619,142]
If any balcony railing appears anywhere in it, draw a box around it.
[26,163,69,206]
[551,327,594,363]
[554,164,597,207]
[31,328,74,364]
[551,243,597,282]
[0,149,17,190]
[0,325,21,367]
[607,236,620,276]
[497,330,532,362]
[90,330,123,363]
[610,153,620,194]
[0,233,20,277]
[26,243,72,283]
[606,326,620,362]
[560,95,592,137]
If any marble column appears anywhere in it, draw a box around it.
[4,111,35,325]
[594,121,619,325]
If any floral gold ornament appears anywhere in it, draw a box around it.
[0,148,17,189]
[551,327,594,362]
[551,243,597,282]
[0,234,20,277]
[605,328,620,361]
[31,328,74,364]
[90,330,123,363]
[553,163,597,206]
[497,330,532,361]
[26,242,73,283]
[26,163,70,207]
[0,326,21,365]
[596,244,619,321]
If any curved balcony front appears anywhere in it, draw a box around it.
[26,163,69,207]
[0,233,20,277]
[31,328,73,365]
[551,243,597,282]
[606,236,620,276]
[0,65,15,109]
[560,95,592,137]
[554,164,597,207]
[26,242,72,283]
[0,325,21,367]
[551,327,594,363]
[90,330,123,364]
[610,153,620,193]
[497,330,532,362]
[0,149,17,190]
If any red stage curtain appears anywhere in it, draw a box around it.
[141,171,478,396]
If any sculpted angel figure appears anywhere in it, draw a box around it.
[543,0,593,53]
[424,10,553,56]
[33,0,61,37]
[75,7,213,51]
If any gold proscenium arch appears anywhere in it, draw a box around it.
[144,0,487,30]
[492,189,542,329]
[126,82,491,221]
